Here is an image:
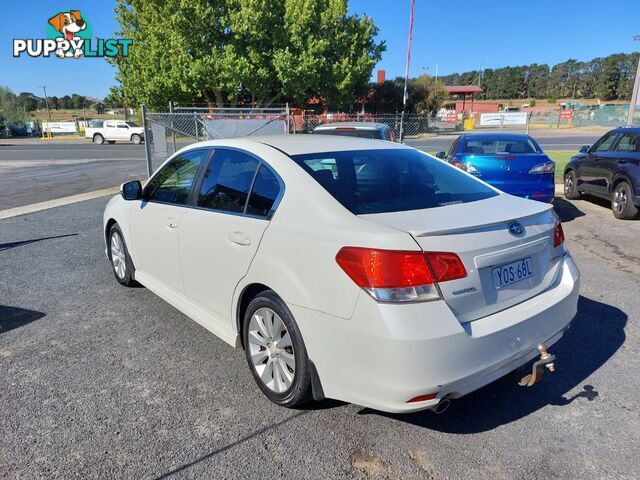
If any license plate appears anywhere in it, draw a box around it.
[492,257,534,290]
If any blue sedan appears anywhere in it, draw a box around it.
[436,133,555,203]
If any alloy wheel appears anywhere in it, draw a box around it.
[110,232,127,279]
[564,174,573,195]
[247,307,295,393]
[613,186,627,214]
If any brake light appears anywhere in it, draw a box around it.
[407,393,438,403]
[425,252,468,282]
[553,220,565,247]
[335,247,466,303]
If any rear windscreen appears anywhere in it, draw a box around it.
[464,137,539,154]
[314,129,382,139]
[291,149,497,214]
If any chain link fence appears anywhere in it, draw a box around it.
[142,106,290,173]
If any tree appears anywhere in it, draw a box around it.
[0,87,22,122]
[17,92,38,112]
[112,0,384,109]
[104,86,124,107]
[411,75,447,114]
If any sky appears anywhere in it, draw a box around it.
[1,0,639,99]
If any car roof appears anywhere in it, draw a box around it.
[181,134,408,156]
[459,133,533,140]
[611,126,640,133]
[313,122,389,130]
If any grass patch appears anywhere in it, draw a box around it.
[545,151,575,183]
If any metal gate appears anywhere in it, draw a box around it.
[141,105,290,175]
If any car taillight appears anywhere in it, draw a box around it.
[464,163,481,175]
[335,247,466,303]
[553,220,565,247]
[529,161,555,174]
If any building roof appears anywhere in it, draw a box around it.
[444,85,485,95]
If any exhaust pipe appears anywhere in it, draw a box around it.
[431,398,451,414]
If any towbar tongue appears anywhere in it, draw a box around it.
[519,343,556,387]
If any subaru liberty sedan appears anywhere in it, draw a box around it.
[104,136,579,413]
[437,133,555,203]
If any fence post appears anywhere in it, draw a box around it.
[169,101,177,153]
[556,109,561,129]
[194,113,199,141]
[141,104,153,177]
[399,111,405,143]
[286,102,291,134]
[526,112,530,135]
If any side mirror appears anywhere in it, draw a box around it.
[579,145,590,153]
[436,151,447,159]
[121,180,142,200]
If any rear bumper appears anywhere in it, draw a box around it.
[291,252,579,413]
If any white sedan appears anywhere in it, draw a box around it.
[103,135,579,413]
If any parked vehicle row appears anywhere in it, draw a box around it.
[104,135,579,414]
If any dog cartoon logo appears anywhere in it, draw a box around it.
[48,10,87,58]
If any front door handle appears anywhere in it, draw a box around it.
[228,232,251,246]
[166,217,178,229]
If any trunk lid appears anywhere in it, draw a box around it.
[359,194,563,322]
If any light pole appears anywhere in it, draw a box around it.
[627,35,640,126]
[39,85,52,122]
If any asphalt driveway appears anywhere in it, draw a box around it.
[1,193,639,479]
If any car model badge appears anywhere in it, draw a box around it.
[508,221,525,237]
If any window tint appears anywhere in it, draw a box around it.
[197,150,259,213]
[593,132,619,152]
[246,165,280,217]
[464,137,537,154]
[314,129,382,139]
[117,124,128,128]
[145,150,205,205]
[614,133,640,152]
[291,149,497,215]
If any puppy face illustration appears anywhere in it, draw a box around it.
[48,11,86,41]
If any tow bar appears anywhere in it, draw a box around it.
[519,343,556,387]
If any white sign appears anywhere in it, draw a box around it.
[42,121,77,133]
[479,112,528,126]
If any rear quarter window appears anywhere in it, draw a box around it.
[292,149,498,215]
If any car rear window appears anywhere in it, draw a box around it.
[314,129,382,139]
[291,149,498,214]
[464,137,538,154]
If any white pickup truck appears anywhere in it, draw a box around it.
[85,120,145,145]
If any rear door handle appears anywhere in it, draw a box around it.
[166,217,178,229]
[228,232,251,246]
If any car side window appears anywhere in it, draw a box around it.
[614,133,640,152]
[447,138,460,159]
[246,165,281,217]
[593,132,619,152]
[197,149,260,213]
[117,123,128,129]
[144,150,206,205]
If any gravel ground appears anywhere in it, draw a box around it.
[1,194,639,479]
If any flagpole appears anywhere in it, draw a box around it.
[399,0,416,143]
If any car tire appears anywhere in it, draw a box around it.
[131,134,142,145]
[94,133,105,145]
[564,171,581,199]
[612,181,639,220]
[108,224,138,287]
[242,291,312,408]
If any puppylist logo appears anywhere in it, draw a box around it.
[13,10,132,59]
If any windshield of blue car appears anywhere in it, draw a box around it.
[314,129,382,139]
[291,149,498,214]
[464,137,539,155]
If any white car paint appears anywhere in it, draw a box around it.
[103,135,579,413]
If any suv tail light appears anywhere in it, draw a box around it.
[335,247,467,303]
[553,220,565,247]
